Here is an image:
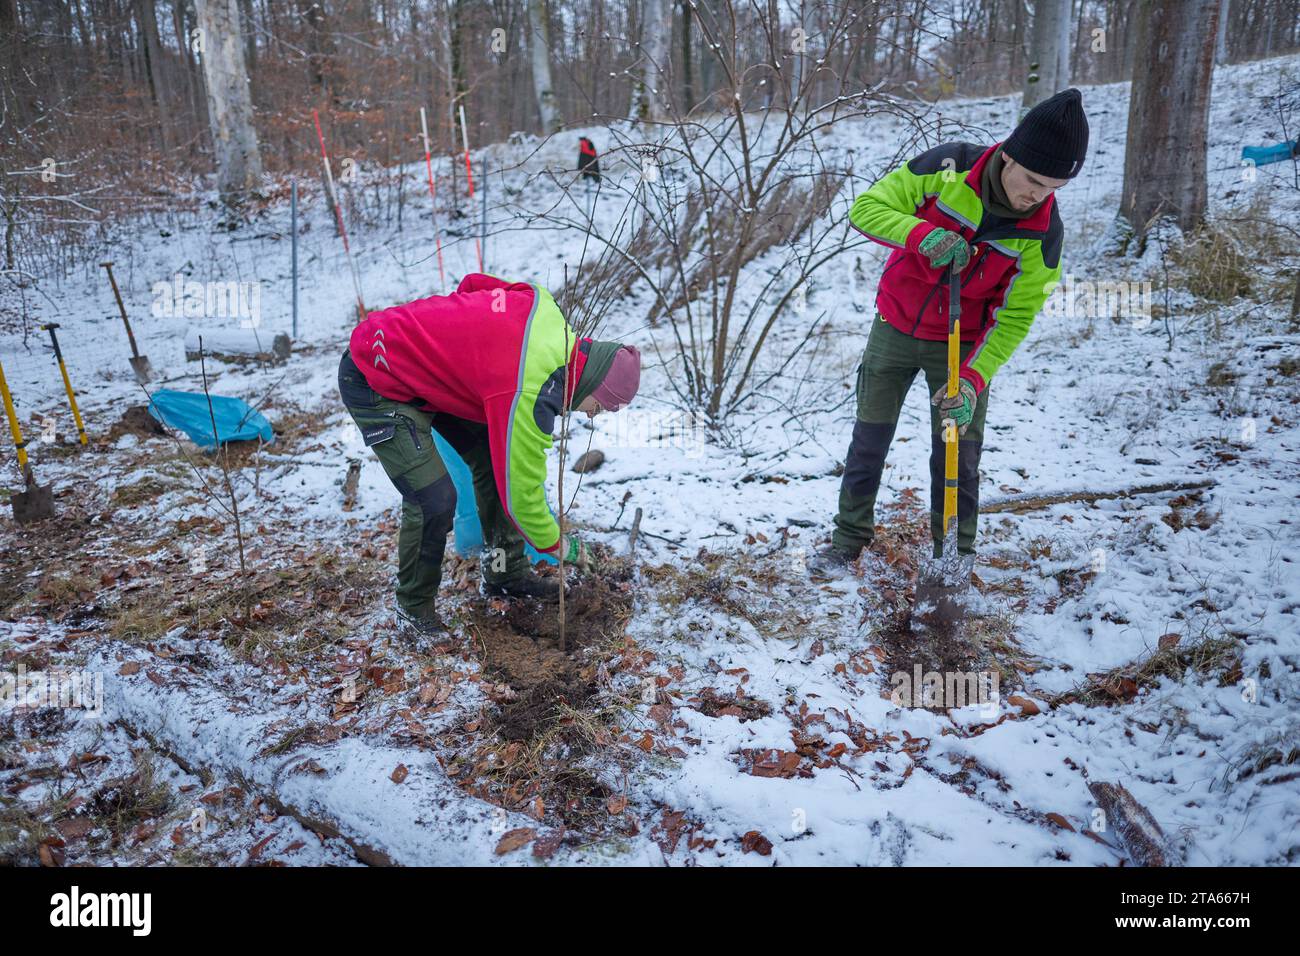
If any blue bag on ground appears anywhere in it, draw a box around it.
[1242,141,1298,167]
[432,430,557,565]
[147,389,273,447]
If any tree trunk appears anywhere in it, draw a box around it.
[860,0,880,86]
[681,0,693,114]
[239,0,257,76]
[768,0,786,107]
[194,0,263,207]
[299,0,334,95]
[1215,0,1231,62]
[174,0,207,138]
[634,0,672,121]
[1120,0,1139,78]
[444,0,464,197]
[1010,0,1026,81]
[527,0,562,134]
[1119,0,1221,244]
[904,0,924,83]
[1023,0,1072,110]
[135,0,173,150]
[0,0,21,123]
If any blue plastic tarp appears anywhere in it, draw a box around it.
[1242,141,1298,167]
[147,389,274,448]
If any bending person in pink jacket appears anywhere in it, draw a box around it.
[338,274,641,643]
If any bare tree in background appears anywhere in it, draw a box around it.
[528,0,564,133]
[299,0,336,95]
[135,0,173,151]
[1215,0,1232,64]
[1119,0,1222,247]
[1023,0,1073,112]
[4,0,1299,281]
[632,0,674,121]
[537,1,956,431]
[194,0,263,207]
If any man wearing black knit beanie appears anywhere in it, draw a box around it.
[811,88,1089,577]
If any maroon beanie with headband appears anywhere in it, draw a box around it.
[591,345,640,411]
[573,340,641,412]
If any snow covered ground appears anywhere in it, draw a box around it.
[2,53,1298,866]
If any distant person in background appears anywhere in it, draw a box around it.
[810,89,1089,577]
[339,274,640,640]
[578,137,601,183]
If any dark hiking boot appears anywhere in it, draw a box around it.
[807,545,861,580]
[483,574,561,603]
[394,601,448,651]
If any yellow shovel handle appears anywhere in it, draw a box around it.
[0,356,27,472]
[942,266,961,538]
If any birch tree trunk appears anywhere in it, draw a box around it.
[681,0,693,114]
[194,0,263,207]
[192,0,261,208]
[1215,0,1231,64]
[1119,0,1222,244]
[1022,0,1072,111]
[633,0,672,121]
[527,0,563,134]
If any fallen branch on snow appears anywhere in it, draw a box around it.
[1088,780,1180,867]
[981,479,1216,515]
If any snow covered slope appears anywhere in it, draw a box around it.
[2,53,1297,866]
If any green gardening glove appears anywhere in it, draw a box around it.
[930,378,978,436]
[918,228,972,270]
[561,533,592,572]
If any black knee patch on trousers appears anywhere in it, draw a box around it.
[398,473,456,562]
[928,438,982,519]
[842,420,896,500]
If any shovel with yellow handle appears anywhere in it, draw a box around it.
[41,324,87,446]
[914,263,973,630]
[0,355,54,523]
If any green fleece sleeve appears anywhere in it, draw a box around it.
[961,243,1060,393]
[849,162,940,252]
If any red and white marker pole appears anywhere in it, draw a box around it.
[458,104,484,272]
[419,107,446,289]
[312,108,367,321]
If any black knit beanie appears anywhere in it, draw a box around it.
[1003,88,1089,179]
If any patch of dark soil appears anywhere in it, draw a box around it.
[107,405,167,442]
[468,576,633,689]
[930,752,1012,797]
[263,401,333,456]
[502,576,633,642]
[472,617,576,691]
[875,605,993,709]
[170,651,214,670]
[466,573,633,742]
[495,679,598,743]
[549,767,618,829]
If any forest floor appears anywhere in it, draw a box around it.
[2,53,1299,865]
